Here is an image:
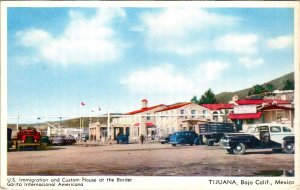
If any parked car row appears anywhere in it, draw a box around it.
[159,123,295,155]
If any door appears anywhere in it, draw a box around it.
[126,127,130,136]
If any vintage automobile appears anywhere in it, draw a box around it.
[169,131,200,146]
[51,136,67,146]
[65,135,77,145]
[40,136,52,146]
[159,134,172,144]
[116,134,129,144]
[199,122,235,146]
[220,123,294,155]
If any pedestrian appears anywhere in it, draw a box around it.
[140,134,144,145]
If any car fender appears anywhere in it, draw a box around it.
[229,138,251,148]
[283,136,294,142]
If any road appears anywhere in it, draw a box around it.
[7,143,294,176]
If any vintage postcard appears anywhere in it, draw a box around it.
[1,1,299,190]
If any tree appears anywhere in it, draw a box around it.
[199,88,217,104]
[191,96,199,104]
[282,80,294,90]
[253,84,266,95]
[265,83,275,92]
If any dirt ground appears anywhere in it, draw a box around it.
[7,142,294,176]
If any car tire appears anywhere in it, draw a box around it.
[284,142,294,154]
[226,149,233,154]
[233,143,246,155]
[161,142,164,144]
[190,143,193,146]
[207,140,214,146]
[172,144,176,147]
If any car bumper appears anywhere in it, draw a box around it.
[219,138,230,149]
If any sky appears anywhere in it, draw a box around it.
[7,7,295,121]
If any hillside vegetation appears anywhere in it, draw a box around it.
[215,72,294,103]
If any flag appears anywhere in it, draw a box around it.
[81,101,85,106]
[98,107,101,111]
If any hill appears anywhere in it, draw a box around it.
[215,72,294,103]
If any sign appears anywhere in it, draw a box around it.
[234,105,257,114]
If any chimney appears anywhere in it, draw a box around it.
[141,99,148,108]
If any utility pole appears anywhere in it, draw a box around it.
[107,109,110,144]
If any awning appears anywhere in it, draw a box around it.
[145,122,156,128]
[133,122,156,127]
[228,112,262,119]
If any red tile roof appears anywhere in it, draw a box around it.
[259,105,293,111]
[235,99,290,105]
[201,104,234,110]
[126,104,165,115]
[141,99,148,102]
[228,112,262,119]
[155,102,191,112]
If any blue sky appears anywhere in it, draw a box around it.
[7,7,294,120]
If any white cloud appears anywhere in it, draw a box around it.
[121,61,230,99]
[215,33,258,54]
[139,8,238,55]
[266,34,293,49]
[238,57,264,69]
[121,64,194,95]
[200,61,230,80]
[16,8,126,66]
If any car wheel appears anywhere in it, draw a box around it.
[226,149,233,154]
[161,142,164,144]
[284,142,294,154]
[233,143,246,155]
[207,140,214,146]
[172,144,176,147]
[190,143,193,146]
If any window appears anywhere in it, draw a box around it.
[254,127,259,133]
[270,126,281,133]
[213,111,218,121]
[171,127,175,133]
[283,127,291,132]
[276,110,285,120]
[147,113,151,121]
[191,110,196,118]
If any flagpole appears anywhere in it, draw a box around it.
[107,108,110,144]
